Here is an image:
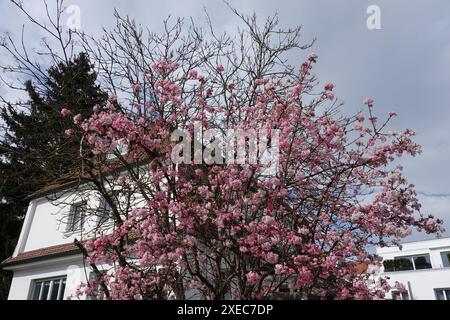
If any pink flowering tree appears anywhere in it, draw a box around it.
[56,10,445,300]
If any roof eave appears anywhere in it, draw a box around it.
[1,250,82,270]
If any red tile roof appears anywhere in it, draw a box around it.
[1,243,81,268]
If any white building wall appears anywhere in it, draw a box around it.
[7,256,87,300]
[377,238,450,300]
[5,167,151,300]
[23,197,75,252]
[18,191,104,253]
[6,189,107,300]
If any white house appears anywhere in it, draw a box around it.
[1,179,114,300]
[377,237,450,300]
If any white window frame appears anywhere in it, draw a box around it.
[67,201,87,232]
[98,194,118,226]
[389,254,432,271]
[29,276,67,300]
[391,290,410,300]
[434,288,450,300]
[408,254,432,270]
[440,251,450,268]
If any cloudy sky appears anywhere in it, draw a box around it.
[1,0,450,241]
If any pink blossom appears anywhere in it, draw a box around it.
[246,272,261,285]
[292,84,302,96]
[117,176,126,185]
[264,82,275,91]
[94,239,104,249]
[73,114,82,125]
[216,65,225,73]
[67,60,443,301]
[60,108,71,118]
[324,83,334,91]
[93,105,101,113]
[132,83,142,93]
[296,267,314,286]
[84,241,94,251]
[356,114,365,122]
[363,97,374,106]
[367,264,380,275]
[264,252,279,264]
[189,70,198,79]
[152,60,179,75]
[394,281,406,293]
[337,288,350,300]
[255,78,268,85]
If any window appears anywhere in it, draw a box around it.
[435,288,450,300]
[106,140,128,160]
[440,251,450,268]
[30,277,66,300]
[391,290,410,300]
[412,255,432,270]
[383,254,432,272]
[394,257,414,271]
[67,201,87,232]
[98,195,118,226]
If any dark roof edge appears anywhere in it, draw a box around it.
[26,179,85,201]
[26,158,152,201]
[1,249,82,269]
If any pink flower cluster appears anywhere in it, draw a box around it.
[67,56,443,300]
[60,107,71,117]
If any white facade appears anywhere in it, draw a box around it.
[3,188,107,300]
[17,195,82,253]
[377,237,450,300]
[6,255,85,300]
